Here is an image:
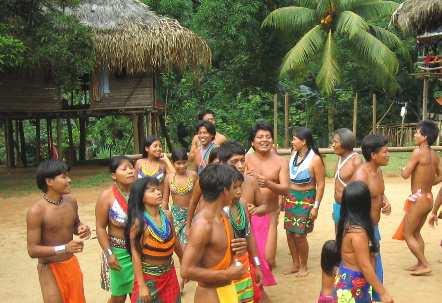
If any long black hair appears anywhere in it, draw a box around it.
[320,240,339,276]
[125,176,160,254]
[293,127,321,159]
[142,135,161,158]
[336,181,378,262]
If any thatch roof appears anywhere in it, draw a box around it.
[66,0,211,73]
[391,0,442,35]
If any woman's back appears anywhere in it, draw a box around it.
[341,225,373,271]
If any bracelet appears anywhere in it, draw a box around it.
[313,200,321,209]
[104,248,113,258]
[54,244,66,255]
[253,256,261,267]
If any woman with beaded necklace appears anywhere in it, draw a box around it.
[126,177,183,303]
[135,136,175,192]
[96,156,136,303]
[162,147,197,246]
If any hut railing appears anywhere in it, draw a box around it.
[377,123,419,146]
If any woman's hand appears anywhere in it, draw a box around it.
[139,285,151,303]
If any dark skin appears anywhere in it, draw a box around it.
[181,186,247,303]
[27,173,90,303]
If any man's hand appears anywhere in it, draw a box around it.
[66,239,84,254]
[248,204,266,216]
[254,267,263,286]
[381,200,391,215]
[247,170,268,188]
[139,284,151,303]
[77,224,91,240]
[428,212,438,227]
[310,208,318,221]
[107,254,121,271]
[224,263,246,281]
[231,238,248,255]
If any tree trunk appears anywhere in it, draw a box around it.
[56,118,62,158]
[79,117,87,161]
[273,94,278,147]
[327,97,335,141]
[372,93,377,134]
[36,119,41,162]
[422,78,429,120]
[132,115,140,154]
[18,120,27,167]
[352,92,358,137]
[5,119,15,168]
[284,93,289,148]
[66,118,75,164]
[46,118,52,158]
[159,113,172,152]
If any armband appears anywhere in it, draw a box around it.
[313,200,321,209]
[253,256,261,267]
[54,245,66,255]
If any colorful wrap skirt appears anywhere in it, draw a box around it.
[100,237,134,296]
[335,264,372,303]
[215,283,239,303]
[233,253,254,303]
[284,189,316,234]
[318,294,337,303]
[131,260,181,303]
[171,204,188,245]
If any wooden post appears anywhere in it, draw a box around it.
[273,94,278,147]
[422,78,429,120]
[46,118,52,158]
[56,118,62,156]
[14,120,21,164]
[352,92,358,136]
[36,119,41,162]
[284,93,289,148]
[79,117,87,161]
[18,120,27,167]
[5,119,15,168]
[132,114,140,154]
[147,112,152,136]
[372,93,377,134]
[138,113,146,153]
[66,118,75,163]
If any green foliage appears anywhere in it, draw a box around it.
[0,34,25,71]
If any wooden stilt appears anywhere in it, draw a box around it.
[79,117,87,161]
[56,118,62,158]
[5,119,15,168]
[46,118,52,158]
[352,92,358,137]
[66,118,75,163]
[132,114,140,154]
[422,78,429,120]
[138,113,146,152]
[14,120,21,165]
[36,119,41,162]
[18,120,27,167]
[147,112,152,136]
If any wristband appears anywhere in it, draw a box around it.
[54,245,66,255]
[104,248,113,258]
[253,256,261,267]
[313,200,321,209]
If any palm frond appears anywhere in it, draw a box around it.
[352,1,399,20]
[262,6,317,34]
[338,0,363,11]
[316,0,339,17]
[351,30,399,76]
[293,0,319,10]
[280,25,325,76]
[335,10,368,39]
[316,30,340,96]
[369,25,408,59]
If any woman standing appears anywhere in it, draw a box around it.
[127,177,183,303]
[96,156,136,302]
[284,127,325,277]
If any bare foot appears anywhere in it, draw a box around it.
[405,263,420,271]
[283,267,299,275]
[410,266,432,276]
[295,268,309,277]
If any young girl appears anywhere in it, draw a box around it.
[126,176,183,303]
[96,156,136,302]
[162,147,197,246]
[135,136,174,189]
[335,181,393,303]
[317,240,339,303]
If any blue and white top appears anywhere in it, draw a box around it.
[289,149,315,184]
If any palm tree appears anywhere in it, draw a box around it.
[262,0,403,96]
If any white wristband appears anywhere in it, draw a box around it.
[104,248,113,258]
[54,245,66,255]
[313,200,320,209]
[253,256,261,267]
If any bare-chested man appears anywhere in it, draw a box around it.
[245,122,289,272]
[352,134,391,302]
[331,128,363,230]
[189,110,227,163]
[181,164,246,303]
[27,160,91,303]
[193,120,219,174]
[395,120,440,275]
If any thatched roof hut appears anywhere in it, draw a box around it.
[391,0,442,35]
[66,0,211,73]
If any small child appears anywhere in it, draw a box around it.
[317,240,339,303]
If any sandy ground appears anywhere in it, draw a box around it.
[1,177,442,303]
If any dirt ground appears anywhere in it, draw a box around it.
[1,177,442,303]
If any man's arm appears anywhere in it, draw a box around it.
[162,175,171,210]
[186,179,201,229]
[401,149,420,179]
[429,187,442,226]
[253,157,288,194]
[72,198,90,239]
[188,135,199,162]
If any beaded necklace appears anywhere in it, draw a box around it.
[43,194,62,206]
[141,160,161,177]
[170,173,194,195]
[229,202,248,238]
[143,208,171,242]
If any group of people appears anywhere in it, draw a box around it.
[26,109,441,303]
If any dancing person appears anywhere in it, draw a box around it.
[96,156,136,302]
[331,128,362,230]
[193,120,218,174]
[285,127,325,277]
[317,240,339,303]
[127,177,183,303]
[27,160,91,303]
[393,120,440,275]
[335,181,393,303]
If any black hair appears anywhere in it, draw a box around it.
[142,135,161,158]
[125,177,160,253]
[171,147,188,162]
[417,120,439,146]
[195,120,216,137]
[361,134,388,161]
[208,146,219,164]
[199,163,236,202]
[231,168,245,183]
[218,141,246,163]
[336,181,378,264]
[109,156,131,173]
[293,127,322,159]
[36,160,70,193]
[197,109,216,121]
[320,240,340,276]
[249,121,273,144]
